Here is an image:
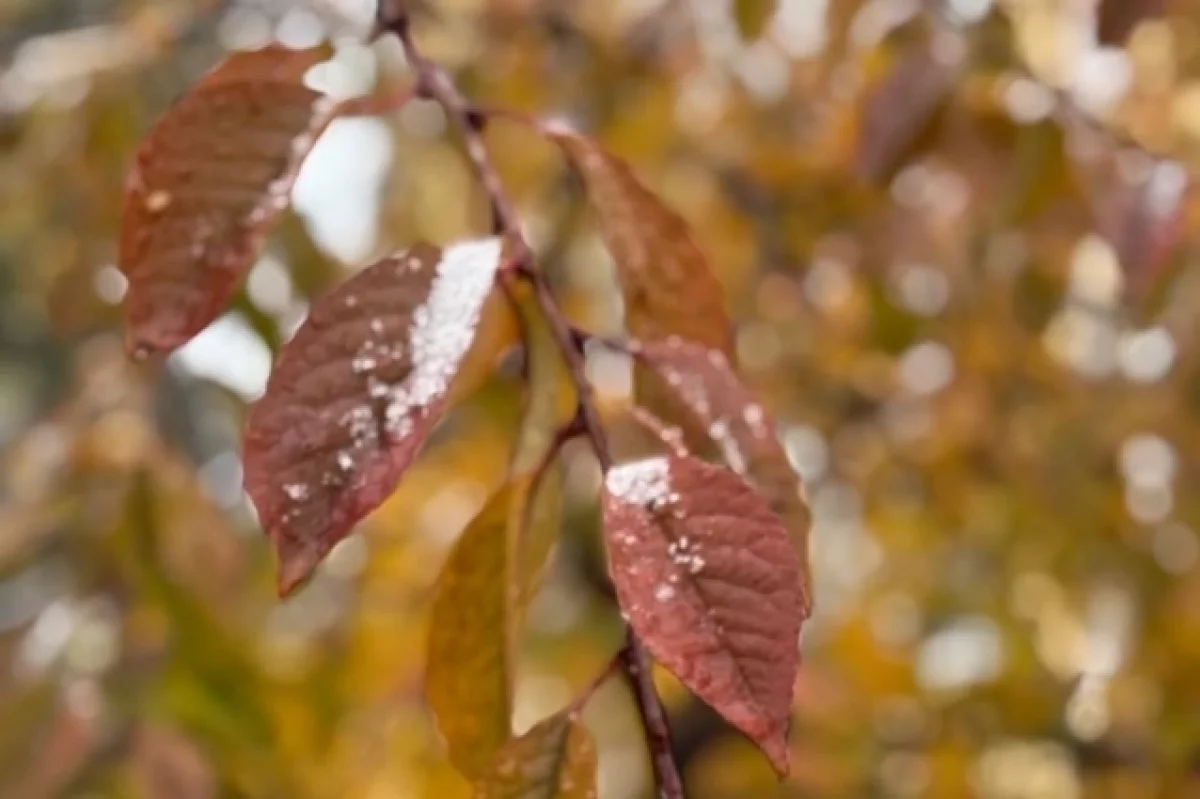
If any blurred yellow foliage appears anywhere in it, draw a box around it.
[4,0,1200,797]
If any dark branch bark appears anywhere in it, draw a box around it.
[373,3,685,796]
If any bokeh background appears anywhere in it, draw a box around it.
[4,0,1200,796]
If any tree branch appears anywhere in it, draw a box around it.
[373,3,685,796]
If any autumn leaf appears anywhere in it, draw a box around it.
[857,45,959,183]
[243,238,507,596]
[509,286,574,610]
[426,286,571,778]
[426,482,521,778]
[538,123,735,450]
[539,124,733,355]
[601,455,802,776]
[119,43,339,357]
[635,337,812,617]
[473,712,597,799]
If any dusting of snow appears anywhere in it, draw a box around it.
[283,482,308,501]
[381,237,503,438]
[668,536,706,575]
[743,403,768,438]
[655,583,676,602]
[606,457,672,507]
[326,239,501,487]
[144,190,171,213]
[710,418,747,474]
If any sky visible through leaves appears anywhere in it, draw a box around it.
[4,0,1200,797]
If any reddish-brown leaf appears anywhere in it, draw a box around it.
[119,44,339,357]
[601,455,802,776]
[243,238,506,596]
[1098,161,1189,304]
[540,124,734,355]
[857,45,959,182]
[635,337,812,618]
[539,124,735,450]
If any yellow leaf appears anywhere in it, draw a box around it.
[473,712,597,799]
[426,483,519,778]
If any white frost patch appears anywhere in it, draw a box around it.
[605,457,672,506]
[283,483,309,502]
[382,237,503,437]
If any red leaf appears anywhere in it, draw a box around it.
[539,124,734,355]
[243,238,506,596]
[119,44,339,358]
[601,455,802,776]
[636,337,813,618]
[857,46,958,182]
[539,123,735,449]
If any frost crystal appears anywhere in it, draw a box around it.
[382,238,503,438]
[743,403,768,438]
[606,457,671,506]
[710,418,747,474]
[283,482,308,501]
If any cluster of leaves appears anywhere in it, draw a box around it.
[116,26,811,793]
[7,0,1200,796]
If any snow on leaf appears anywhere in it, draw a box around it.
[119,43,340,358]
[473,712,596,799]
[540,126,735,450]
[636,337,813,618]
[602,455,803,777]
[243,238,505,596]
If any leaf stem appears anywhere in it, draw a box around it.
[567,651,625,719]
[375,4,684,795]
[628,405,688,458]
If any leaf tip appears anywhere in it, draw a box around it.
[124,328,160,363]
[274,541,319,598]
[764,736,791,779]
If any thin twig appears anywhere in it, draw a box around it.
[629,406,688,458]
[373,4,684,796]
[338,84,416,117]
[567,650,626,719]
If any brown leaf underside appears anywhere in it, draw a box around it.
[636,337,812,618]
[473,712,596,799]
[543,126,735,449]
[120,43,338,357]
[857,46,957,183]
[602,455,802,776]
[545,128,733,355]
[243,238,504,595]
